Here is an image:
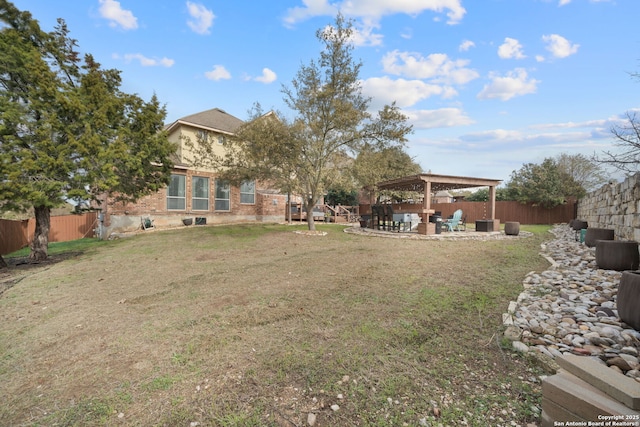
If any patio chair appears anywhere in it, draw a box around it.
[385,204,400,232]
[443,209,463,232]
[372,205,385,230]
[458,215,467,231]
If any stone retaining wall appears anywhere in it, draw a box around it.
[576,173,640,241]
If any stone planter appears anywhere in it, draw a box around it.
[618,271,640,330]
[504,221,520,236]
[583,228,614,248]
[595,240,639,271]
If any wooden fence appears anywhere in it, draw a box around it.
[432,200,577,225]
[361,200,577,225]
[0,212,98,256]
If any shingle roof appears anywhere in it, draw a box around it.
[167,108,244,134]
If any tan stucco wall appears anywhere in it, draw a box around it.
[170,124,229,173]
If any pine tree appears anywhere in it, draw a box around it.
[0,1,174,261]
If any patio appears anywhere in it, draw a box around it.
[368,173,503,235]
[345,223,527,241]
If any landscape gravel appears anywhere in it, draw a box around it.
[503,224,640,381]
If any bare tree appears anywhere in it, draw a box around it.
[555,153,607,192]
[596,112,640,175]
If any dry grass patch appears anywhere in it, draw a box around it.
[0,223,552,426]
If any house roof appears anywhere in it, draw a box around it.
[165,108,244,135]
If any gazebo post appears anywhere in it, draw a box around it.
[488,185,499,231]
[424,181,431,214]
[417,180,435,235]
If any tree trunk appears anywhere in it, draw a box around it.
[305,197,316,231]
[29,205,51,261]
[0,255,7,269]
[287,191,292,225]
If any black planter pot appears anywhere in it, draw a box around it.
[595,240,639,271]
[584,228,614,248]
[618,271,640,330]
[571,220,588,231]
[504,221,520,236]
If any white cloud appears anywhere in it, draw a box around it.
[254,68,277,84]
[361,76,455,109]
[400,28,413,40]
[529,111,639,135]
[283,0,338,27]
[559,0,612,5]
[283,0,466,27]
[341,0,466,25]
[462,129,604,149]
[542,34,579,58]
[351,20,384,46]
[205,65,231,81]
[98,0,137,30]
[459,39,475,52]
[320,20,383,46]
[497,37,526,59]
[461,129,523,143]
[382,50,479,85]
[186,1,215,35]
[530,119,608,130]
[477,68,539,101]
[120,53,175,67]
[405,108,475,129]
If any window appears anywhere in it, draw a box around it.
[215,179,230,211]
[240,181,255,204]
[192,176,209,211]
[218,135,226,145]
[167,174,186,210]
[196,130,209,143]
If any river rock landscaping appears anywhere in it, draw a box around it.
[504,224,640,381]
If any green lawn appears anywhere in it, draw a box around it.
[0,223,553,426]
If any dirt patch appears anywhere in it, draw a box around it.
[0,224,551,426]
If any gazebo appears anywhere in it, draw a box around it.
[376,173,503,235]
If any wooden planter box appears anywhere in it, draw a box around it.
[417,222,435,235]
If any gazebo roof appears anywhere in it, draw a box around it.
[377,173,502,193]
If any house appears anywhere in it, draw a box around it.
[433,190,454,204]
[100,108,286,236]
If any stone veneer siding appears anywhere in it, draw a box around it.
[576,173,640,242]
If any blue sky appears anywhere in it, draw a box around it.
[12,0,640,183]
